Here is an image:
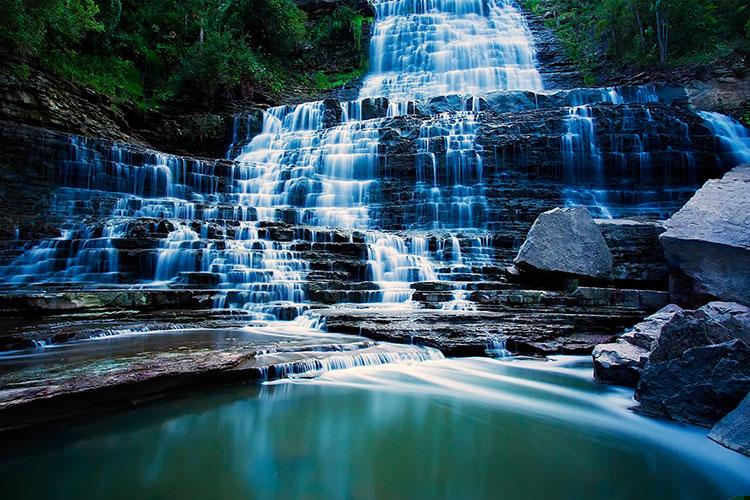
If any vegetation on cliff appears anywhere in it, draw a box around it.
[0,0,371,109]
[523,0,750,82]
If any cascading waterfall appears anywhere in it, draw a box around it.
[415,112,486,229]
[223,0,546,306]
[5,0,750,325]
[699,111,750,165]
[360,0,543,103]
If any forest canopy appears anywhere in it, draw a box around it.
[0,0,371,108]
[524,0,750,80]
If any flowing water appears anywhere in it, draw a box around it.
[2,1,750,496]
[1,357,748,499]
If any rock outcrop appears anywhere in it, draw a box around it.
[513,207,613,280]
[709,391,750,457]
[592,304,682,386]
[660,165,750,307]
[634,302,750,426]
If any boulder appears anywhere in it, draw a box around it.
[660,165,750,307]
[513,207,613,280]
[709,391,750,457]
[635,339,750,427]
[648,303,750,364]
[592,304,682,386]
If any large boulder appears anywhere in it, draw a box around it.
[635,339,750,427]
[514,207,613,280]
[592,304,682,386]
[709,391,750,457]
[649,303,750,364]
[660,165,750,307]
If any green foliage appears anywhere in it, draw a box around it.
[312,65,367,90]
[46,51,144,104]
[524,0,750,73]
[0,0,369,109]
[0,0,104,56]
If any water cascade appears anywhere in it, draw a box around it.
[699,111,750,165]
[3,0,750,319]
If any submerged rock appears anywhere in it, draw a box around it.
[709,391,750,457]
[660,165,750,307]
[592,304,682,387]
[513,207,613,280]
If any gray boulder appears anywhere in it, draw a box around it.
[592,304,682,387]
[514,207,613,280]
[660,165,750,307]
[635,339,750,427]
[709,391,750,457]
[649,303,750,364]
[634,302,750,426]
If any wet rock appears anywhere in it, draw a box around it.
[709,391,750,457]
[592,304,682,386]
[660,165,750,307]
[514,207,613,280]
[0,327,439,433]
[320,291,654,356]
[635,338,750,427]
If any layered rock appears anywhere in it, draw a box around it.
[592,304,682,386]
[660,165,750,307]
[513,207,613,280]
[0,328,442,433]
[320,286,668,356]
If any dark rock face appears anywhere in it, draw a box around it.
[633,302,750,426]
[660,165,750,307]
[597,219,667,287]
[635,338,750,427]
[709,391,750,457]
[648,307,749,364]
[0,58,130,142]
[592,304,682,386]
[514,207,613,280]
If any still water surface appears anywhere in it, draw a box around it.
[1,356,748,499]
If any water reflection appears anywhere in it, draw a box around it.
[1,356,748,499]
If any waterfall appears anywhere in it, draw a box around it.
[7,0,748,322]
[220,0,546,307]
[699,111,750,165]
[361,0,543,103]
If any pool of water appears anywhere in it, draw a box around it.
[1,356,748,499]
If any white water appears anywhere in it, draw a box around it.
[361,0,543,103]
[221,0,545,306]
[699,111,750,164]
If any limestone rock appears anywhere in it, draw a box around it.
[660,165,750,306]
[514,207,613,280]
[709,391,750,457]
[592,304,682,386]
